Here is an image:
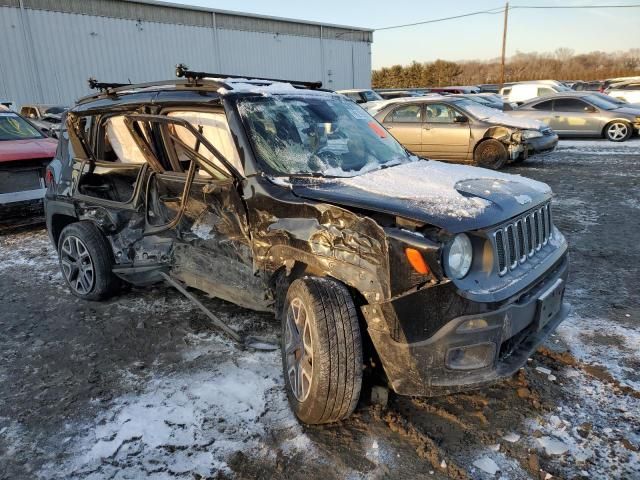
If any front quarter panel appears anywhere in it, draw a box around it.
[245,176,393,304]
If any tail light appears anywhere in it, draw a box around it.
[45,168,55,188]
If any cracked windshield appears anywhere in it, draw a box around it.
[238,95,410,177]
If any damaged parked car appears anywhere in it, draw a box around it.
[366,97,558,169]
[20,104,67,138]
[45,69,569,424]
[1,110,57,225]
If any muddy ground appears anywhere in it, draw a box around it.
[1,139,639,479]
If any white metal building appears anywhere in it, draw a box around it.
[0,0,373,108]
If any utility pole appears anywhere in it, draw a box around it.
[499,2,509,90]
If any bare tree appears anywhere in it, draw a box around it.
[371,48,640,88]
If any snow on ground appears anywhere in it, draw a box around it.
[556,138,640,154]
[0,229,59,276]
[526,367,640,478]
[39,334,309,479]
[557,314,640,390]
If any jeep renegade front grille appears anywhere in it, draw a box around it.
[493,203,552,276]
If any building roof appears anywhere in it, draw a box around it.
[127,0,373,32]
[1,0,372,40]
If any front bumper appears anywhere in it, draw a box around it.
[525,133,559,155]
[363,254,569,396]
[0,188,46,223]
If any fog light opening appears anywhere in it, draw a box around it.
[456,318,489,333]
[446,343,496,371]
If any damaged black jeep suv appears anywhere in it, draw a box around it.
[45,70,569,424]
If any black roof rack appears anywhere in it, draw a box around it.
[88,77,131,91]
[175,63,323,89]
[78,65,325,104]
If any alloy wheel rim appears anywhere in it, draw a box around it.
[608,122,628,140]
[480,144,500,166]
[285,297,313,402]
[60,236,95,295]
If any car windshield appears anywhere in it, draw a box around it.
[237,94,411,177]
[362,90,383,101]
[44,106,66,115]
[0,113,43,141]
[450,99,499,119]
[584,94,619,110]
[464,96,492,107]
[592,93,625,105]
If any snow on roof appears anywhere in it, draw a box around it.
[363,94,443,115]
[216,79,333,97]
[335,89,372,94]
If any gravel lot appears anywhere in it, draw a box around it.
[1,139,639,479]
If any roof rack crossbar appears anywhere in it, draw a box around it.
[79,78,232,103]
[88,77,131,91]
[175,63,322,89]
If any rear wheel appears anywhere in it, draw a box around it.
[281,277,363,424]
[474,139,508,170]
[58,222,120,300]
[604,121,632,142]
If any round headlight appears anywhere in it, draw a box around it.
[447,234,473,279]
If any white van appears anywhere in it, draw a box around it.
[501,82,570,105]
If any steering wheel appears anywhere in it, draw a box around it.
[313,149,340,167]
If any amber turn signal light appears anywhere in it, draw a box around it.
[405,248,430,275]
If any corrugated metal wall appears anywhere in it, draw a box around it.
[0,3,372,108]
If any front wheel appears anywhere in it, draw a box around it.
[474,139,508,170]
[281,277,363,424]
[604,121,632,142]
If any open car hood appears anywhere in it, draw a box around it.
[290,161,552,233]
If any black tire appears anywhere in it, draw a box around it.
[603,121,632,142]
[281,277,363,424]
[474,139,508,170]
[57,221,120,301]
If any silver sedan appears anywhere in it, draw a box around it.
[510,92,640,142]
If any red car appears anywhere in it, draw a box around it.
[0,111,57,224]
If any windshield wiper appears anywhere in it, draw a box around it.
[377,159,403,170]
[288,172,339,179]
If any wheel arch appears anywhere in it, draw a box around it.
[50,213,77,246]
[269,259,380,379]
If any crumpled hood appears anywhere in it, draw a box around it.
[479,111,546,130]
[0,138,58,163]
[291,161,552,233]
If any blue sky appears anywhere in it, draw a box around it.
[170,0,640,68]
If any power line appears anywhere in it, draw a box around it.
[375,3,640,31]
[512,3,640,9]
[375,7,505,31]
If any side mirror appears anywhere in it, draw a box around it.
[584,106,597,113]
[454,115,468,123]
[29,113,37,119]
